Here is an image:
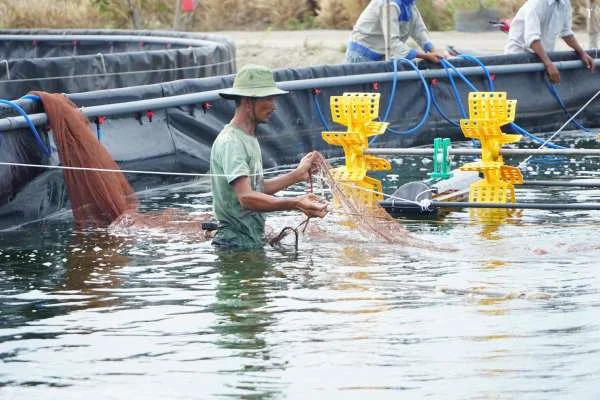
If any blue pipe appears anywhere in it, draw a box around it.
[440,59,468,119]
[430,83,459,127]
[459,54,494,91]
[312,92,330,131]
[544,78,591,132]
[372,58,431,144]
[0,97,50,156]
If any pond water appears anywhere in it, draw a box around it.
[1,140,600,399]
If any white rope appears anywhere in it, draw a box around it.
[519,86,600,169]
[1,60,10,80]
[0,59,234,85]
[97,53,107,75]
[415,188,436,201]
[419,198,432,211]
[338,181,422,207]
[0,161,293,177]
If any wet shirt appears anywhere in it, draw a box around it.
[210,124,266,249]
[350,0,431,59]
[505,0,573,54]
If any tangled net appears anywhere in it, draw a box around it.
[311,152,449,250]
[36,91,212,239]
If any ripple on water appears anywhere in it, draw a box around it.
[2,151,600,398]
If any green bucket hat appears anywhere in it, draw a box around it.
[219,64,288,100]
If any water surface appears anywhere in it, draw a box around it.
[1,144,600,399]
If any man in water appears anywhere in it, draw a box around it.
[210,64,328,250]
[505,0,595,83]
[346,0,443,63]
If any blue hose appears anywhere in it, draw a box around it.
[440,59,468,119]
[440,59,477,92]
[509,122,564,149]
[544,78,591,133]
[458,54,494,91]
[0,98,51,156]
[430,83,459,127]
[312,92,330,131]
[371,58,431,145]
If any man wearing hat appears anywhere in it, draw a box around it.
[210,64,328,250]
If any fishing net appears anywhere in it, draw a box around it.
[37,91,444,248]
[311,152,449,250]
[35,92,138,229]
[36,91,212,239]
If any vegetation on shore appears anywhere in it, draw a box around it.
[0,0,591,32]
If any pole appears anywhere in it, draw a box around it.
[173,0,183,31]
[365,148,600,156]
[1,58,600,132]
[522,180,600,188]
[384,0,391,61]
[380,200,600,211]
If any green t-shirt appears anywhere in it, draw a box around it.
[210,124,266,249]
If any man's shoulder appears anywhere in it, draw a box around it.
[214,125,240,146]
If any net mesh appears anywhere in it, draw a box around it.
[312,153,447,250]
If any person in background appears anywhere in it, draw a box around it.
[504,0,595,83]
[345,0,443,64]
[210,64,328,251]
[588,0,600,49]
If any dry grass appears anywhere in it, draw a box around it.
[0,0,105,29]
[316,0,369,29]
[0,0,593,31]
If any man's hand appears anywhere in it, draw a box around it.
[420,51,443,64]
[294,151,320,182]
[296,193,328,218]
[580,52,596,72]
[545,62,560,83]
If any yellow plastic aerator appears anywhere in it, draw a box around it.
[321,93,391,208]
[459,92,523,203]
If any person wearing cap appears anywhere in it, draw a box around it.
[346,0,443,64]
[504,0,595,83]
[210,64,328,250]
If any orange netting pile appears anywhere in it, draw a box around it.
[35,92,138,229]
[36,91,212,238]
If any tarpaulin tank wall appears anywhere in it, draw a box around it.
[1,49,599,229]
[0,29,236,98]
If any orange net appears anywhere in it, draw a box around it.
[35,92,138,229]
[312,152,449,250]
[36,91,212,239]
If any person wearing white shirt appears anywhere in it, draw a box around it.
[346,0,443,63]
[505,0,594,83]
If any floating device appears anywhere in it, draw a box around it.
[381,170,480,218]
[429,137,453,180]
[321,93,390,208]
[459,92,523,203]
